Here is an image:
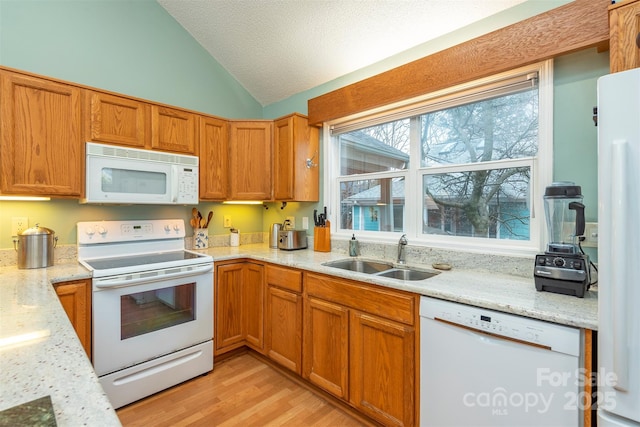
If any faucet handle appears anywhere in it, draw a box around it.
[399,234,408,244]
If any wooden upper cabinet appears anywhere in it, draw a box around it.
[86,91,148,148]
[609,0,640,72]
[151,105,198,154]
[199,116,229,200]
[229,121,272,200]
[0,71,82,196]
[273,113,319,202]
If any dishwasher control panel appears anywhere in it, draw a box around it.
[419,296,580,356]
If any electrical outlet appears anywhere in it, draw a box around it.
[582,222,598,248]
[11,217,28,236]
[223,215,232,228]
[286,216,295,229]
[302,217,309,230]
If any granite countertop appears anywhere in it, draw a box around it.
[200,243,598,330]
[0,263,120,427]
[0,242,597,425]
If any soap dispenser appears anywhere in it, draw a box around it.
[349,234,358,256]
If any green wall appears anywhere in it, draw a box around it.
[0,0,609,255]
[0,0,262,118]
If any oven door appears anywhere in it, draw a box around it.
[92,263,213,376]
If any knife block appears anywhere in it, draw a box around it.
[313,223,331,252]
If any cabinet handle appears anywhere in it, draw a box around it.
[636,32,640,49]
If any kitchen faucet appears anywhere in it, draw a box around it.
[397,234,408,264]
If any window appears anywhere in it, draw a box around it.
[325,62,553,255]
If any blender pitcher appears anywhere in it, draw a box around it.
[543,182,585,254]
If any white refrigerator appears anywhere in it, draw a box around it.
[597,67,640,426]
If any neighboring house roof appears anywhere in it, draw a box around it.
[340,130,409,162]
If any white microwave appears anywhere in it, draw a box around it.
[82,142,199,205]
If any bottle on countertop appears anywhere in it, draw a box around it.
[349,234,358,256]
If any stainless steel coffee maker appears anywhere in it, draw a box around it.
[534,182,590,297]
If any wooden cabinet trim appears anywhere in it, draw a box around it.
[307,0,610,125]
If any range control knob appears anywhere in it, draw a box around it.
[173,223,181,232]
[85,227,95,236]
[164,225,171,232]
[553,257,565,267]
[97,226,107,236]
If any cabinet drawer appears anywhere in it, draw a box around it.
[267,264,302,293]
[305,273,416,325]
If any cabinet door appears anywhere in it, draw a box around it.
[266,286,303,374]
[350,311,415,427]
[199,116,229,200]
[243,262,264,352]
[86,91,147,147]
[273,114,319,201]
[151,105,197,154]
[229,121,272,200]
[610,0,640,73]
[54,279,92,360]
[0,71,82,196]
[215,263,245,354]
[302,297,349,399]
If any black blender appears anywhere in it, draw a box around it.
[534,182,591,297]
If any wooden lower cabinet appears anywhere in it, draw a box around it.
[350,311,415,427]
[53,279,92,360]
[244,262,264,351]
[303,272,418,427]
[302,296,350,399]
[265,265,303,374]
[214,261,264,356]
[215,263,418,426]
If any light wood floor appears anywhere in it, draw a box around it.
[117,352,365,426]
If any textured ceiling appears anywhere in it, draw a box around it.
[158,0,527,106]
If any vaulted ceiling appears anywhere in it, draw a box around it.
[157,0,528,106]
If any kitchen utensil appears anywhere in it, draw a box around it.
[14,224,58,269]
[205,211,213,228]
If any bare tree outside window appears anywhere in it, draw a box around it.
[420,90,538,239]
[335,69,541,243]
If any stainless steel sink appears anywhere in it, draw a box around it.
[376,268,438,281]
[322,259,439,281]
[322,259,394,274]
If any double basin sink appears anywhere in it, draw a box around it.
[321,258,439,281]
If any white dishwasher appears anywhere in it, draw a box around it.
[420,296,583,427]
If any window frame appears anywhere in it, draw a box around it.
[323,60,554,257]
